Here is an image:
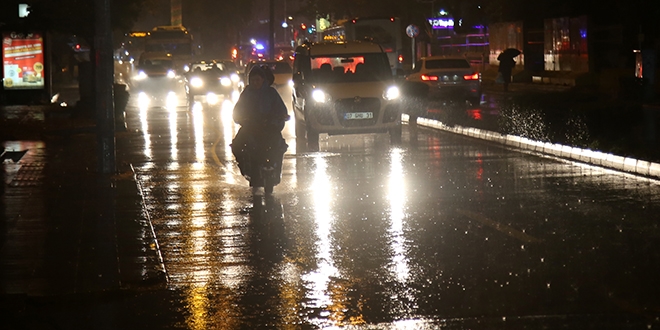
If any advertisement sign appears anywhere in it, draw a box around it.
[2,32,45,90]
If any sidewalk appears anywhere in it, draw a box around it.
[1,103,166,303]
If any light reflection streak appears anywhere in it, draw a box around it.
[167,92,179,161]
[185,285,210,330]
[304,156,339,326]
[137,92,152,159]
[192,106,205,163]
[184,163,211,329]
[220,100,238,184]
[388,148,410,282]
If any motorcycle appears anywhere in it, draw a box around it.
[232,116,289,195]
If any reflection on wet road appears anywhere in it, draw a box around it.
[119,88,660,328]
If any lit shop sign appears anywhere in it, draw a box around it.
[2,32,45,90]
[428,18,454,29]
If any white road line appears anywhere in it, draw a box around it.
[457,209,543,243]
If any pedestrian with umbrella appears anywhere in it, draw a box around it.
[497,48,520,91]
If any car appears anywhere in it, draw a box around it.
[405,56,482,106]
[183,60,234,106]
[291,41,403,149]
[245,60,293,103]
[133,52,180,92]
[214,59,244,92]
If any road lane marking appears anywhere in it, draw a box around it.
[210,130,245,183]
[457,209,543,243]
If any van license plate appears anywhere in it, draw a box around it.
[344,112,373,120]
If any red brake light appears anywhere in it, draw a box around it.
[398,54,404,63]
[463,73,480,80]
[421,74,438,81]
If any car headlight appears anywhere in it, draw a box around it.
[190,77,203,88]
[383,86,400,100]
[220,77,232,87]
[167,70,176,78]
[230,73,240,83]
[183,65,190,72]
[288,79,294,88]
[190,77,204,88]
[135,70,147,80]
[312,89,330,103]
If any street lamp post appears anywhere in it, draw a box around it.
[269,0,275,60]
[95,0,115,174]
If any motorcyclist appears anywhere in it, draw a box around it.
[231,65,288,192]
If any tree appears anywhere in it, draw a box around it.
[26,0,152,40]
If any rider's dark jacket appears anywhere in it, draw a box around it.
[233,82,287,129]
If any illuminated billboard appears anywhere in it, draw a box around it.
[2,32,45,90]
[428,18,454,29]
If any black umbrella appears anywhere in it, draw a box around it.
[499,48,521,59]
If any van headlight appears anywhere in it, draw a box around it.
[383,86,400,100]
[167,70,176,78]
[220,77,232,87]
[312,89,330,103]
[190,77,203,88]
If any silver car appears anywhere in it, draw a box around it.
[406,56,482,106]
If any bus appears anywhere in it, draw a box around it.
[144,26,194,73]
[319,17,404,76]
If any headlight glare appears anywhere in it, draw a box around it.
[220,77,232,87]
[206,92,219,105]
[312,89,329,103]
[384,86,400,100]
[191,77,203,88]
[136,70,147,80]
[167,70,176,78]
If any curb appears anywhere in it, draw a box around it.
[114,164,168,288]
[403,114,660,180]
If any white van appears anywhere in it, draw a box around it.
[291,41,402,149]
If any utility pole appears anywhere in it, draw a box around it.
[269,0,275,60]
[95,0,115,174]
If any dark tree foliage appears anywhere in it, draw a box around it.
[184,0,254,55]
[24,0,152,39]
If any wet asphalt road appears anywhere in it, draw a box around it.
[4,81,660,329]
[106,83,660,329]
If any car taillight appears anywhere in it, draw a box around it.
[421,74,438,81]
[463,73,480,80]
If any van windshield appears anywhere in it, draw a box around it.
[309,53,391,83]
